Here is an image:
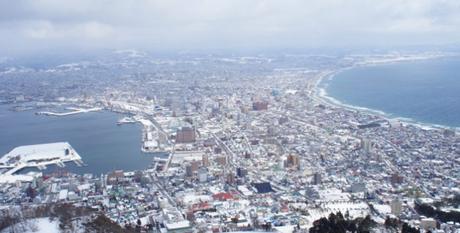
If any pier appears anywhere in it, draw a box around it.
[36,107,102,116]
[0,142,83,183]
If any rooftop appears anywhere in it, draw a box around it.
[0,142,79,165]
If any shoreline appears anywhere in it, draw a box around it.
[311,55,460,132]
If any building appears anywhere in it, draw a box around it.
[107,170,124,185]
[202,154,210,167]
[420,218,437,230]
[390,198,402,215]
[164,220,193,233]
[214,147,222,154]
[285,154,300,169]
[313,172,322,185]
[212,192,234,201]
[203,138,215,147]
[190,160,200,172]
[226,173,236,185]
[252,101,268,111]
[236,167,248,178]
[215,156,227,166]
[391,173,404,184]
[278,116,289,125]
[252,182,274,194]
[443,128,456,137]
[176,127,196,143]
[183,160,201,177]
[185,164,193,177]
[197,168,207,182]
[360,138,372,156]
[350,182,366,193]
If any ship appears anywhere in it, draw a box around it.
[117,117,137,125]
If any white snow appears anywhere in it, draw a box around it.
[1,218,60,233]
[0,174,35,183]
[0,142,80,165]
[0,142,82,183]
[165,220,191,230]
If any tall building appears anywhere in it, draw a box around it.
[313,172,322,185]
[184,160,200,178]
[391,198,402,215]
[202,153,210,167]
[176,127,196,143]
[360,138,372,156]
[185,163,193,177]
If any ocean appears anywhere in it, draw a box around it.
[0,104,158,175]
[320,57,460,128]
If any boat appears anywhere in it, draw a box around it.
[117,117,137,125]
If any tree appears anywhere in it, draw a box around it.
[401,222,420,233]
[384,216,398,230]
[309,213,376,233]
[83,214,134,233]
[25,186,37,199]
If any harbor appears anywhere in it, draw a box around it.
[0,104,155,175]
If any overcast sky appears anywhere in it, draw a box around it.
[1,0,460,55]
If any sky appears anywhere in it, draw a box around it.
[1,0,460,55]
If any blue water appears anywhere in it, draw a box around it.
[0,105,156,175]
[322,57,460,127]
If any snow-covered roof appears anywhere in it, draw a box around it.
[0,142,77,164]
[0,174,35,183]
[165,220,191,230]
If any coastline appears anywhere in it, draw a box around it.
[311,55,460,132]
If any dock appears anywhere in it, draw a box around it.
[36,107,102,116]
[0,142,83,183]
